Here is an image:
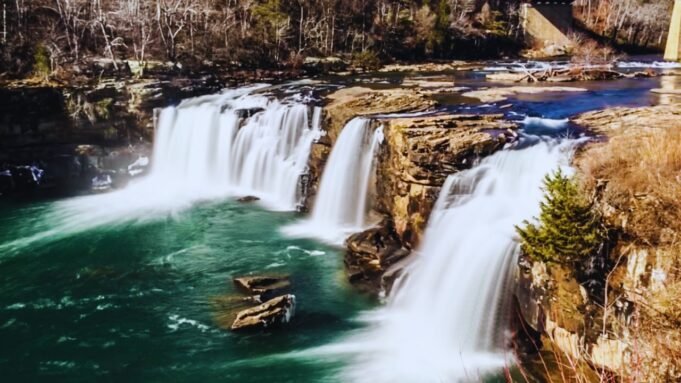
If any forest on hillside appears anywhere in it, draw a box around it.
[0,0,675,78]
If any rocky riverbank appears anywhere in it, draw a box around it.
[0,75,228,197]
[515,104,681,382]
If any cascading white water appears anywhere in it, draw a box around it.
[149,87,321,210]
[317,138,579,383]
[283,118,384,245]
[0,87,323,254]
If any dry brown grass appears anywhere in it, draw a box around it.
[575,107,681,382]
[630,279,681,382]
[577,125,681,246]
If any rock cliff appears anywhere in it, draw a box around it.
[516,105,681,382]
[314,87,518,292]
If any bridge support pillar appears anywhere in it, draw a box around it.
[665,0,681,61]
[521,2,574,49]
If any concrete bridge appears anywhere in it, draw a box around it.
[521,1,575,49]
[665,0,681,61]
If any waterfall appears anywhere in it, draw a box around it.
[1,88,323,249]
[283,118,384,245]
[145,87,321,210]
[329,139,577,382]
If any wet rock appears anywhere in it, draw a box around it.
[234,108,265,119]
[380,253,417,297]
[127,156,150,177]
[237,196,260,203]
[230,294,296,331]
[345,219,410,293]
[91,173,113,191]
[11,165,44,191]
[486,72,530,82]
[233,275,290,301]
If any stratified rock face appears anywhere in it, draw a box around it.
[303,87,435,210]
[574,105,681,136]
[376,114,518,246]
[230,294,296,331]
[345,219,410,293]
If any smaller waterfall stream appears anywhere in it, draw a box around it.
[283,118,383,245]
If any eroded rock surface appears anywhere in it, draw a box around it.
[230,294,296,331]
[515,105,681,381]
[376,114,518,246]
[233,275,291,301]
[574,105,681,136]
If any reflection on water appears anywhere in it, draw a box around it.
[656,74,681,105]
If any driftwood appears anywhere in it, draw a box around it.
[486,65,656,84]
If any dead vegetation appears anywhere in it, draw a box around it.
[576,121,681,245]
[573,106,681,382]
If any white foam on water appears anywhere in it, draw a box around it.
[522,116,569,130]
[616,61,681,69]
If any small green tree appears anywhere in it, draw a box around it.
[517,169,605,264]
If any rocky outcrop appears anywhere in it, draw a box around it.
[237,196,261,203]
[338,112,517,294]
[310,87,519,293]
[516,105,681,382]
[233,275,291,301]
[230,294,296,331]
[378,61,470,73]
[375,114,518,246]
[345,219,410,293]
[574,105,681,136]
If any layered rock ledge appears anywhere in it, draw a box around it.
[304,87,435,210]
[309,86,520,294]
[374,113,518,247]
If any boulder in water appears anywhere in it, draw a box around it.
[237,196,260,203]
[230,294,296,331]
[233,275,290,301]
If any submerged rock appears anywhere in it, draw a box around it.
[236,196,260,203]
[230,294,296,331]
